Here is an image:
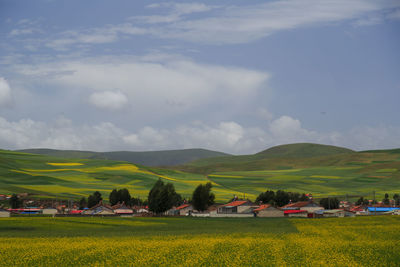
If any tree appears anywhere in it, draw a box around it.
[93,191,102,203]
[299,193,309,201]
[9,194,22,209]
[109,189,119,206]
[275,190,290,207]
[148,179,182,214]
[148,179,164,213]
[192,182,215,212]
[382,193,390,205]
[393,194,400,206]
[118,188,131,205]
[355,197,369,206]
[87,191,102,208]
[319,198,339,209]
[288,192,300,203]
[256,190,275,204]
[87,195,97,208]
[79,197,87,209]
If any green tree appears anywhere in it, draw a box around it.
[78,197,87,209]
[93,191,102,203]
[256,190,275,204]
[382,193,390,205]
[275,190,290,207]
[109,189,119,206]
[148,179,181,214]
[393,194,400,206]
[118,188,132,205]
[148,179,164,213]
[299,193,309,201]
[9,194,22,209]
[355,196,369,206]
[192,182,215,212]
[319,198,339,209]
[288,192,300,203]
[87,195,97,208]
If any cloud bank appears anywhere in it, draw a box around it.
[1,115,399,154]
[42,0,400,49]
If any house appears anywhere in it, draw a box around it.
[112,203,134,216]
[282,201,323,214]
[175,204,193,216]
[0,208,10,217]
[211,200,255,217]
[8,208,42,215]
[317,209,346,218]
[366,207,400,215]
[83,202,115,215]
[254,204,284,217]
[218,200,254,214]
[192,205,219,217]
[42,208,58,215]
[284,210,308,217]
[69,210,84,215]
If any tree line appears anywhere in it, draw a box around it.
[7,183,400,211]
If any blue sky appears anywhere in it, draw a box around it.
[0,0,399,154]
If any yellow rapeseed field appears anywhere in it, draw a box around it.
[47,163,84,166]
[0,216,399,266]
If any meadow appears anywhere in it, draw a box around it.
[0,216,399,266]
[1,145,400,202]
[0,150,242,201]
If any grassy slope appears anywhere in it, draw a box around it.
[0,217,399,266]
[0,150,242,201]
[3,143,400,201]
[17,148,230,166]
[177,143,400,199]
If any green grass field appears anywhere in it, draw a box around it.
[1,143,400,201]
[0,216,399,266]
[0,150,243,201]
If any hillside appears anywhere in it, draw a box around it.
[255,143,354,158]
[0,150,241,201]
[179,143,355,173]
[2,143,400,201]
[172,143,400,199]
[17,148,230,166]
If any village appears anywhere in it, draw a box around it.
[1,193,399,219]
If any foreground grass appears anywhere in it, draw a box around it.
[0,216,399,266]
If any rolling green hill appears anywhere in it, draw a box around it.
[174,143,400,200]
[0,150,242,201]
[255,143,354,158]
[2,143,400,202]
[17,148,230,166]
[179,143,355,173]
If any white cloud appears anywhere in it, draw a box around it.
[159,0,400,44]
[0,115,399,153]
[12,55,269,117]
[41,0,400,49]
[89,90,128,110]
[387,9,400,19]
[257,108,274,121]
[269,115,317,141]
[0,116,125,151]
[9,18,43,36]
[46,24,148,50]
[134,2,215,24]
[0,77,12,107]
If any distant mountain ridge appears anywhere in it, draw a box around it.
[178,143,357,173]
[16,148,231,166]
[255,143,354,158]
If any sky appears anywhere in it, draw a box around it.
[0,0,399,154]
